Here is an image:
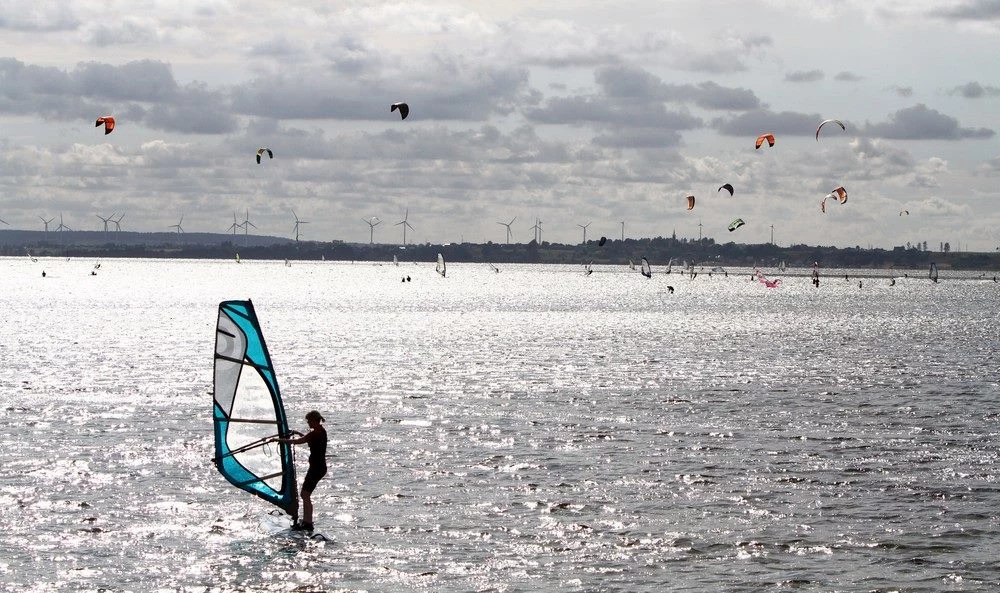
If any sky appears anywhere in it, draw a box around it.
[1,0,999,251]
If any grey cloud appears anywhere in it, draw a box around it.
[834,71,863,82]
[83,19,161,47]
[230,64,528,121]
[888,85,913,97]
[0,58,236,134]
[948,81,1000,98]
[0,3,79,31]
[930,0,1000,20]
[74,60,179,102]
[594,65,759,110]
[593,129,683,149]
[864,104,994,140]
[784,69,824,83]
[525,96,701,131]
[712,109,820,137]
[680,52,748,74]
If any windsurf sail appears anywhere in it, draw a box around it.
[213,300,298,519]
[929,262,939,283]
[640,257,652,278]
[393,254,398,266]
[436,253,446,277]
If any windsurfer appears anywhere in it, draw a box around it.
[278,410,328,532]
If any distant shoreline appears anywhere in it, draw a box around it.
[2,230,998,271]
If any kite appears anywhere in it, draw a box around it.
[391,102,409,120]
[95,116,115,135]
[815,119,846,140]
[256,148,273,164]
[718,183,734,196]
[755,133,775,149]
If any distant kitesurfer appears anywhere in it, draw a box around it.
[41,271,46,278]
[277,410,327,532]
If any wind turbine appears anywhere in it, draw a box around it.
[497,216,516,244]
[0,216,8,226]
[96,212,115,233]
[170,215,184,233]
[112,211,125,232]
[363,216,382,244]
[395,209,413,245]
[620,220,625,241]
[242,209,257,244]
[56,213,72,232]
[226,212,240,235]
[529,218,543,243]
[40,216,54,233]
[577,222,591,244]
[292,210,308,242]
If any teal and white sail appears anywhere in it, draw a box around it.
[213,300,298,518]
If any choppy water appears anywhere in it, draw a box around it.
[1,256,998,592]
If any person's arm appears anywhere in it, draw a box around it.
[277,430,309,445]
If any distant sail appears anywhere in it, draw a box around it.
[640,257,652,278]
[393,254,398,266]
[778,260,786,272]
[436,253,446,277]
[213,300,298,519]
[929,262,939,283]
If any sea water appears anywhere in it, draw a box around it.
[0,257,998,592]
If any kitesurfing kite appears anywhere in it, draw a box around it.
[755,133,775,149]
[213,300,298,521]
[728,218,745,232]
[821,186,848,213]
[686,195,696,210]
[718,183,734,196]
[815,119,846,140]
[391,102,409,120]
[95,116,115,135]
[256,148,273,164]
[899,210,909,216]
[598,236,607,247]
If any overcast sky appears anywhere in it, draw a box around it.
[2,0,999,250]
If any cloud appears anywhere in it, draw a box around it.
[0,1,79,31]
[864,104,995,139]
[834,71,863,81]
[784,69,824,83]
[712,108,821,136]
[230,59,530,121]
[948,81,1000,98]
[594,65,760,110]
[930,0,1000,21]
[887,85,914,97]
[0,58,237,134]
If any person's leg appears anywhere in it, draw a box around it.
[301,487,313,525]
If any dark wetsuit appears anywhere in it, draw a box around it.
[301,428,328,493]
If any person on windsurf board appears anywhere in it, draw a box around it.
[277,410,328,532]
